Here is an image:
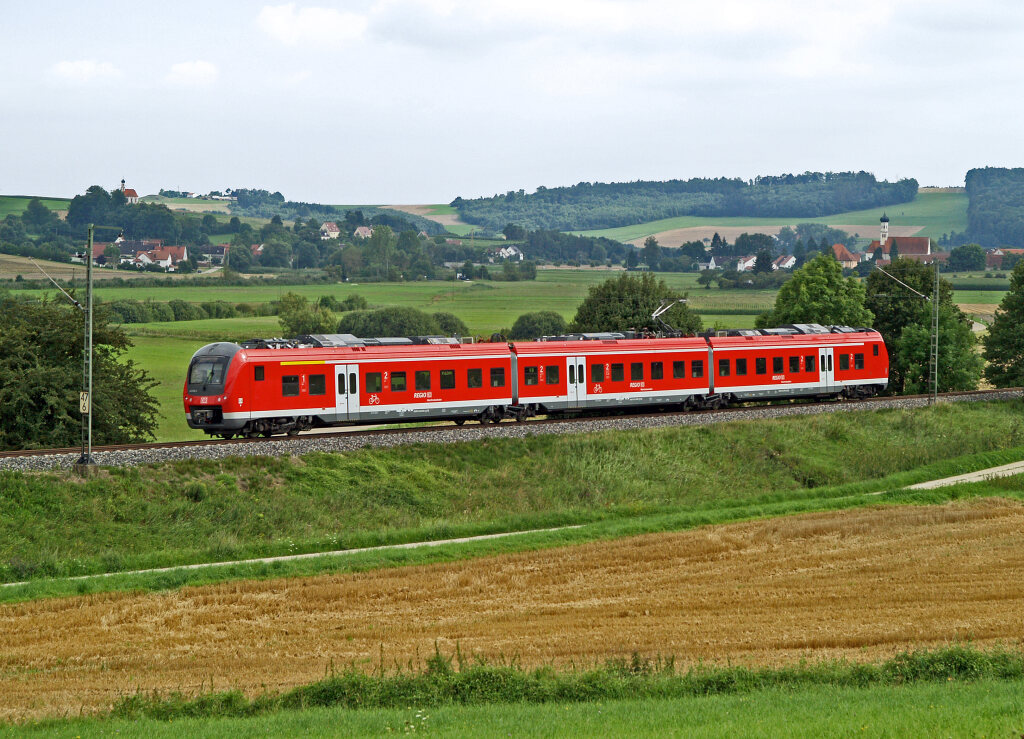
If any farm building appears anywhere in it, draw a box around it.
[320,221,341,240]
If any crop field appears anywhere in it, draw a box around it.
[3,499,1024,721]
[576,190,969,246]
[139,196,232,213]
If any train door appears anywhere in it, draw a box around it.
[566,355,587,409]
[818,348,834,393]
[335,363,359,420]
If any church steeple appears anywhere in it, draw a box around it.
[880,212,889,247]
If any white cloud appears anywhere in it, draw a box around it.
[50,60,121,84]
[257,3,368,45]
[165,61,219,88]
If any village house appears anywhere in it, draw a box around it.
[772,254,797,270]
[131,245,188,271]
[353,226,374,239]
[697,255,719,271]
[831,243,859,269]
[320,221,341,240]
[735,255,758,272]
[488,245,524,262]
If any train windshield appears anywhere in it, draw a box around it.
[188,358,227,393]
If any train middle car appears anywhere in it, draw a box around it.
[184,325,889,438]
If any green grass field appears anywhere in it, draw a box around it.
[0,195,71,217]
[28,678,1020,738]
[576,190,969,243]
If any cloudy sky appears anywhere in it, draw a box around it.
[2,1,1023,203]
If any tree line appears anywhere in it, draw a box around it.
[962,167,1024,247]
[453,172,918,232]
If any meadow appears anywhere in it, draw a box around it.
[575,189,969,243]
[0,195,70,217]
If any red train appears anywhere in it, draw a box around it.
[183,325,889,438]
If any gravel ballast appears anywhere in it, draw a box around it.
[2,391,1020,472]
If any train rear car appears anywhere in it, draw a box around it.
[707,324,888,402]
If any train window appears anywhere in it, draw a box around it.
[718,358,730,377]
[854,353,865,370]
[467,368,482,388]
[873,344,879,356]
[755,357,767,375]
[806,355,816,373]
[366,372,382,393]
[611,363,624,382]
[839,354,850,371]
[255,366,265,381]
[524,366,539,386]
[282,375,300,397]
[349,373,357,395]
[651,362,663,380]
[592,363,605,382]
[631,362,644,381]
[692,360,704,378]
[490,367,506,387]
[578,364,584,383]
[735,358,747,376]
[569,364,576,384]
[673,360,686,379]
[440,369,456,389]
[546,365,560,384]
[337,372,346,394]
[392,372,407,392]
[773,356,783,374]
[309,374,326,396]
[789,356,799,373]
[415,370,431,391]
[828,355,833,371]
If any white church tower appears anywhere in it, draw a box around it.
[880,212,889,247]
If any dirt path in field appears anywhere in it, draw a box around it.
[628,224,923,248]
[4,499,1024,720]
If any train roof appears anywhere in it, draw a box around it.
[709,327,880,349]
[236,341,510,363]
[512,337,707,355]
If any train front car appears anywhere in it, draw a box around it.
[183,342,246,437]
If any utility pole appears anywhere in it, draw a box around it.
[78,223,95,468]
[930,261,940,404]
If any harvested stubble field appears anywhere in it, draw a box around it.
[4,499,1024,721]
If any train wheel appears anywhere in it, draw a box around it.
[219,433,234,440]
[286,427,301,436]
[454,419,466,426]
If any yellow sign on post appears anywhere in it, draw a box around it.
[80,391,90,415]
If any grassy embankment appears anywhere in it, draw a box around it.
[12,647,1024,736]
[3,400,1024,600]
[575,189,969,243]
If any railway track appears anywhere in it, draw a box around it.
[1,387,1020,471]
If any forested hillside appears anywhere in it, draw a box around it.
[965,167,1024,246]
[452,172,918,231]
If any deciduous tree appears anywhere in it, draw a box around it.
[0,297,158,450]
[509,311,568,340]
[569,273,701,334]
[984,260,1024,386]
[756,254,872,329]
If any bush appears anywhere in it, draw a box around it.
[201,301,238,319]
[168,299,206,321]
[339,307,443,337]
[510,311,567,340]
